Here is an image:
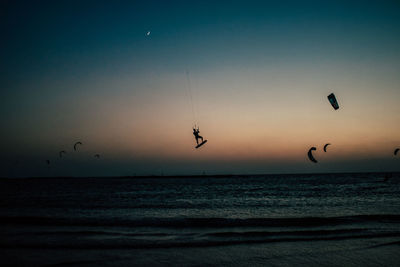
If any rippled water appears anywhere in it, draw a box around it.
[0,173,399,266]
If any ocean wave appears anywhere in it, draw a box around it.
[1,214,399,228]
[3,228,369,238]
[1,231,400,249]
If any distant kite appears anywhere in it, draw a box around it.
[308,147,318,163]
[59,151,66,158]
[94,154,100,158]
[146,31,151,36]
[395,148,400,156]
[323,143,331,152]
[74,142,82,151]
[327,93,339,110]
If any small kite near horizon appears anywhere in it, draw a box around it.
[74,141,82,151]
[59,151,66,158]
[146,31,151,36]
[395,148,400,156]
[308,147,318,163]
[323,143,331,152]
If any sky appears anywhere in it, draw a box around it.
[1,0,400,177]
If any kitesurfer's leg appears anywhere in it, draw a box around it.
[199,135,203,143]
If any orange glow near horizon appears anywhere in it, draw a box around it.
[40,67,398,165]
[3,59,400,173]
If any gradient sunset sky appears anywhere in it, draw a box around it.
[1,0,400,176]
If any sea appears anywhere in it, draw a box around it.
[0,173,399,266]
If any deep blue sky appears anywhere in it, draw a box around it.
[1,1,400,176]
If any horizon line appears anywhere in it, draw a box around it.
[1,171,398,180]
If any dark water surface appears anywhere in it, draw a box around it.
[0,173,399,266]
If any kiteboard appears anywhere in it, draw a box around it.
[195,140,207,149]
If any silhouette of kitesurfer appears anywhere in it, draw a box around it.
[193,127,203,145]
